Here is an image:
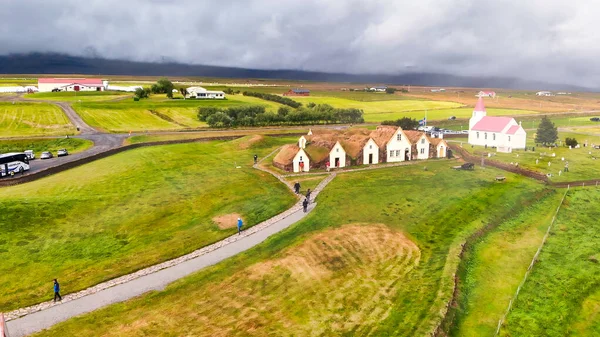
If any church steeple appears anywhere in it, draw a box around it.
[470,97,487,129]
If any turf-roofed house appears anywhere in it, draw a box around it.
[274,126,450,173]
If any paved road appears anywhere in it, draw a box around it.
[6,205,315,337]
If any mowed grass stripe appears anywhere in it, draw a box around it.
[0,102,75,137]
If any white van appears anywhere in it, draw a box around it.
[24,150,35,160]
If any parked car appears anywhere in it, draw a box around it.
[461,130,469,134]
[51,88,61,92]
[40,151,53,159]
[24,150,35,160]
[57,149,69,157]
[448,116,456,120]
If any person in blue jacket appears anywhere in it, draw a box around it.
[237,218,243,234]
[53,279,62,302]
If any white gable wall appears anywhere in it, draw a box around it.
[436,141,448,158]
[292,149,310,172]
[329,142,347,168]
[362,138,379,164]
[386,128,412,162]
[416,135,430,160]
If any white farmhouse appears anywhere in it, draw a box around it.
[329,141,347,168]
[362,138,379,164]
[468,97,527,150]
[386,128,412,162]
[38,78,105,92]
[186,86,225,99]
[405,131,431,160]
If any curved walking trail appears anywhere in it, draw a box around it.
[5,164,336,336]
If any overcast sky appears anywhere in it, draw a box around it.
[1,1,597,86]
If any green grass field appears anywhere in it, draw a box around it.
[293,96,464,114]
[0,136,297,312]
[32,161,546,336]
[463,131,600,182]
[500,188,600,337]
[365,108,541,123]
[24,91,131,102]
[448,190,561,336]
[73,95,288,132]
[0,138,93,154]
[126,129,305,144]
[0,102,76,137]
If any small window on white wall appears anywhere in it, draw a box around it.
[300,156,303,160]
[369,145,372,149]
[421,138,425,144]
[336,148,339,152]
[397,134,401,141]
[396,150,400,157]
[477,132,480,139]
[420,148,424,154]
[493,133,496,140]
[508,136,511,141]
[485,133,487,140]
[390,150,394,157]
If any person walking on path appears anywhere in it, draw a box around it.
[237,218,243,234]
[294,182,301,194]
[303,198,309,213]
[564,161,569,172]
[253,154,258,165]
[53,279,62,302]
[306,189,312,203]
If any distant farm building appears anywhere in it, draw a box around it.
[37,78,105,92]
[478,90,496,98]
[273,126,449,173]
[370,86,388,92]
[186,86,225,99]
[536,91,553,96]
[468,97,526,151]
[283,88,310,96]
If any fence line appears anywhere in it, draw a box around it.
[494,186,570,336]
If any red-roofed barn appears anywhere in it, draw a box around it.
[468,97,526,150]
[38,78,105,92]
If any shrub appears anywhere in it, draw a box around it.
[565,137,578,147]
[242,91,302,108]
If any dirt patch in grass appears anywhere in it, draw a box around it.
[238,135,265,149]
[212,213,242,229]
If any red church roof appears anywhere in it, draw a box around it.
[472,116,513,132]
[506,125,521,135]
[474,96,486,111]
[38,78,103,85]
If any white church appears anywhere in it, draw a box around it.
[468,97,527,151]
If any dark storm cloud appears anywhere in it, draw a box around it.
[0,0,597,86]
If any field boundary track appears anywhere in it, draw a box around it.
[433,188,555,336]
[493,187,570,336]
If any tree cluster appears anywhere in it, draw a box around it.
[535,116,558,146]
[134,87,151,100]
[150,78,175,98]
[381,117,419,130]
[242,91,302,108]
[198,104,364,128]
[385,87,397,94]
[565,137,578,147]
